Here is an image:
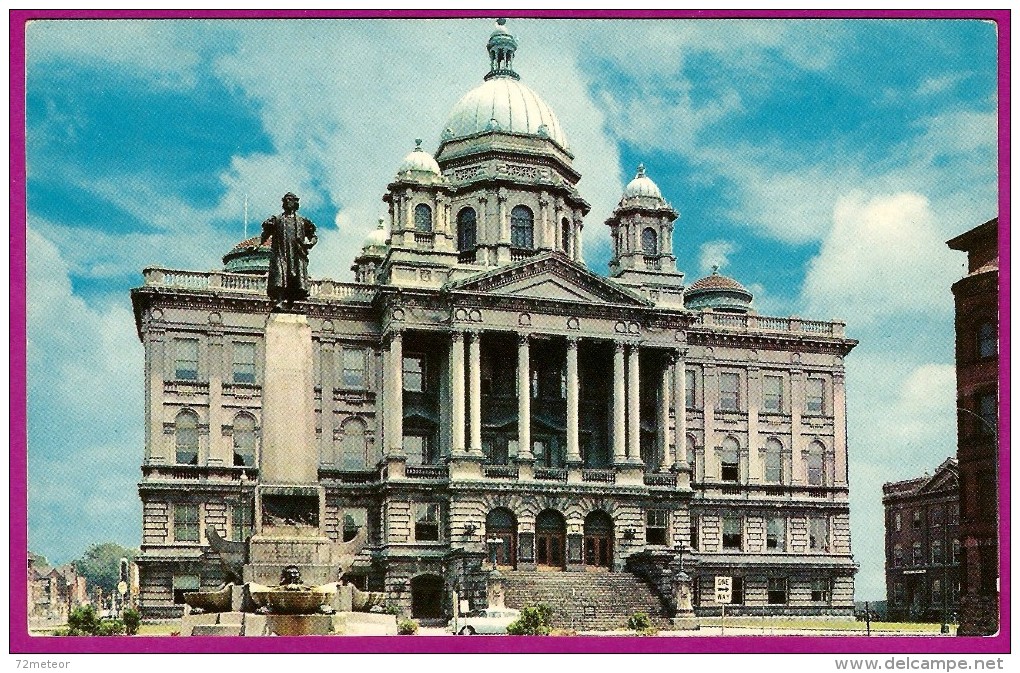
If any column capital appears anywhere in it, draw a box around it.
[565,335,580,348]
[614,341,627,355]
[450,331,465,343]
[517,332,531,347]
[384,329,403,346]
[677,347,689,358]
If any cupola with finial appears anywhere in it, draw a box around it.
[605,163,680,281]
[685,265,754,314]
[486,18,519,80]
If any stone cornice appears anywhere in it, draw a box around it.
[686,327,858,357]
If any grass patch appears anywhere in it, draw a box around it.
[136,621,183,636]
[697,617,955,633]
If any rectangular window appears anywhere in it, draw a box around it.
[893,545,903,567]
[414,503,441,542]
[806,378,825,414]
[894,512,902,531]
[912,510,922,528]
[719,373,740,411]
[764,446,782,483]
[402,355,425,392]
[767,577,788,605]
[808,517,828,552]
[174,503,200,543]
[930,507,943,528]
[341,348,367,389]
[172,574,200,604]
[729,576,744,605]
[766,517,786,551]
[893,582,905,605]
[931,579,943,604]
[231,342,256,384]
[722,516,742,550]
[953,538,962,565]
[932,539,944,565]
[342,508,368,543]
[685,369,696,409]
[810,578,831,603]
[690,516,699,551]
[174,338,199,381]
[977,392,997,435]
[645,510,669,546]
[402,434,435,465]
[912,542,924,566]
[720,448,739,483]
[763,375,783,413]
[231,504,253,543]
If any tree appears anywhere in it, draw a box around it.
[29,550,49,567]
[74,542,137,595]
[506,604,553,635]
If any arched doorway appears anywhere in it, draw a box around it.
[535,509,566,570]
[486,508,517,569]
[410,574,445,619]
[584,510,614,570]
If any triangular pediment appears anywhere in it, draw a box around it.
[917,459,959,495]
[447,252,650,306]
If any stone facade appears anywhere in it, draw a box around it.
[947,218,1000,635]
[131,20,858,621]
[882,459,960,622]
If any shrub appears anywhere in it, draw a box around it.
[627,612,652,631]
[397,618,419,635]
[506,604,553,636]
[66,606,101,636]
[122,608,141,636]
[382,604,402,616]
[96,619,126,636]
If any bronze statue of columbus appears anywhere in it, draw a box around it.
[261,192,318,309]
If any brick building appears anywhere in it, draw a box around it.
[882,459,960,622]
[947,218,1000,635]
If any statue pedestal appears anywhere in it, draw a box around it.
[261,312,317,484]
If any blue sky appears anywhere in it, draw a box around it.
[24,16,999,600]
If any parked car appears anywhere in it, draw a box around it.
[453,608,521,634]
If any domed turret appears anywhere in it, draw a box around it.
[396,139,442,182]
[622,164,663,199]
[222,234,270,274]
[685,266,754,313]
[352,219,389,284]
[440,19,569,151]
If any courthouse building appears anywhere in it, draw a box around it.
[131,20,858,620]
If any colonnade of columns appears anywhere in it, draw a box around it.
[383,328,691,471]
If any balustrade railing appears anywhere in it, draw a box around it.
[692,310,845,337]
[484,464,520,479]
[141,268,375,302]
[414,232,435,249]
[318,469,379,483]
[582,469,616,484]
[142,464,257,482]
[643,256,662,271]
[643,472,676,487]
[405,465,448,480]
[534,467,568,481]
[510,247,537,263]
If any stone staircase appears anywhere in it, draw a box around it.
[500,570,670,631]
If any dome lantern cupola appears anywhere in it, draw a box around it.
[485,18,520,81]
[396,138,442,181]
[605,163,679,280]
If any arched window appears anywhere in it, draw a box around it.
[457,207,477,251]
[510,205,534,248]
[340,418,369,471]
[686,435,696,472]
[414,203,433,233]
[175,410,199,465]
[764,438,783,484]
[720,436,740,482]
[978,321,997,359]
[561,218,571,253]
[232,413,256,467]
[807,441,825,486]
[641,227,658,255]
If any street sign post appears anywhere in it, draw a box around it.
[715,576,732,635]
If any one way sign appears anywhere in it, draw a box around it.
[715,576,733,604]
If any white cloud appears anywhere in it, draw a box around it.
[698,239,737,274]
[800,192,958,324]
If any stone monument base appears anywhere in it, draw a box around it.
[181,609,397,636]
[671,614,701,631]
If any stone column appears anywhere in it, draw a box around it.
[565,337,581,465]
[673,349,688,468]
[468,331,482,454]
[450,332,466,455]
[574,218,585,264]
[627,344,641,463]
[703,364,718,480]
[538,194,550,249]
[659,356,672,471]
[612,342,627,465]
[517,333,533,460]
[262,313,317,483]
[747,366,762,484]
[789,369,803,484]
[144,329,166,463]
[498,189,509,243]
[833,371,848,486]
[387,331,404,456]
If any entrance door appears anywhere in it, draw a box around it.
[583,510,613,569]
[535,509,566,570]
[486,508,517,569]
